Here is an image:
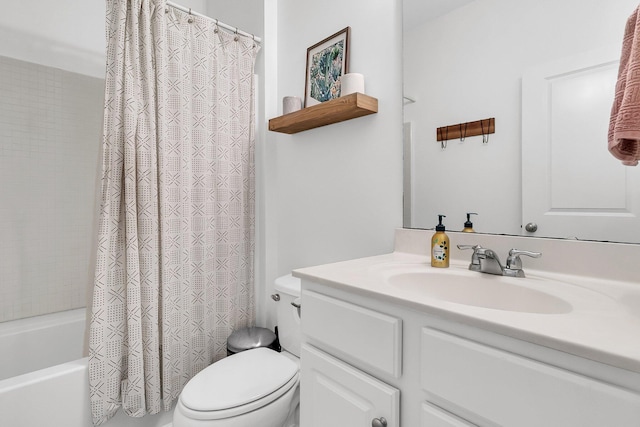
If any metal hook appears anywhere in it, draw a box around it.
[480,119,489,144]
[234,27,239,41]
[440,126,449,150]
[460,123,468,142]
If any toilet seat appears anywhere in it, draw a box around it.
[178,348,299,421]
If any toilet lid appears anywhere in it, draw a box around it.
[180,347,299,412]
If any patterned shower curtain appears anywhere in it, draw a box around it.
[88,0,259,425]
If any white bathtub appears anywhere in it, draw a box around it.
[0,308,86,381]
[0,309,173,427]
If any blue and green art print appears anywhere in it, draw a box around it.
[309,40,345,103]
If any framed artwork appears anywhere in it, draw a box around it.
[304,27,351,107]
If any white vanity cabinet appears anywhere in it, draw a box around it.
[299,278,640,427]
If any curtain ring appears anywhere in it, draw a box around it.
[234,27,239,41]
[214,19,219,33]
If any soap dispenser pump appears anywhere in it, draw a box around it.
[462,212,478,233]
[431,215,450,268]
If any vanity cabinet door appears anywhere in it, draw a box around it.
[301,344,400,427]
[421,328,640,427]
[421,402,477,427]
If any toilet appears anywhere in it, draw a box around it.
[173,274,302,427]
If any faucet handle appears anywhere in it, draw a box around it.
[506,249,542,271]
[457,244,482,271]
[457,244,482,251]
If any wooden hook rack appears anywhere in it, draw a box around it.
[436,118,495,141]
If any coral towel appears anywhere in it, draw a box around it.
[609,6,640,166]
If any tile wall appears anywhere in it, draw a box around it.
[0,56,103,322]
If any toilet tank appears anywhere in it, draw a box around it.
[274,274,301,357]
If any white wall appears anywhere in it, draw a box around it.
[404,0,638,235]
[204,0,263,37]
[0,0,105,77]
[267,1,404,289]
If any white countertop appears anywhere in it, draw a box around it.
[293,248,640,374]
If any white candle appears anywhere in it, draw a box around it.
[283,96,302,114]
[340,73,365,96]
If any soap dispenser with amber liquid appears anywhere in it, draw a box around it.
[431,215,450,268]
[462,212,478,233]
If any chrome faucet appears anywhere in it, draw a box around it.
[457,245,541,277]
[476,247,505,275]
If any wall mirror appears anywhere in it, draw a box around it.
[403,0,640,244]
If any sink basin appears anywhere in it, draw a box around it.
[621,293,640,319]
[385,268,573,314]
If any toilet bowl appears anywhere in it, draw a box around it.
[173,348,299,427]
[173,274,301,427]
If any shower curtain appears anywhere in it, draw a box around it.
[88,0,259,424]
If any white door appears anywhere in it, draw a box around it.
[522,47,640,243]
[301,344,399,427]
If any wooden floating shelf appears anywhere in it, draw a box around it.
[269,92,378,134]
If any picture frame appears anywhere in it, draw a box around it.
[304,27,351,107]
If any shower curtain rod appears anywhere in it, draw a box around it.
[166,1,262,43]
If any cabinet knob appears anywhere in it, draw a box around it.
[372,417,387,427]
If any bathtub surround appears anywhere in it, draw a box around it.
[89,0,259,424]
[0,55,103,322]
